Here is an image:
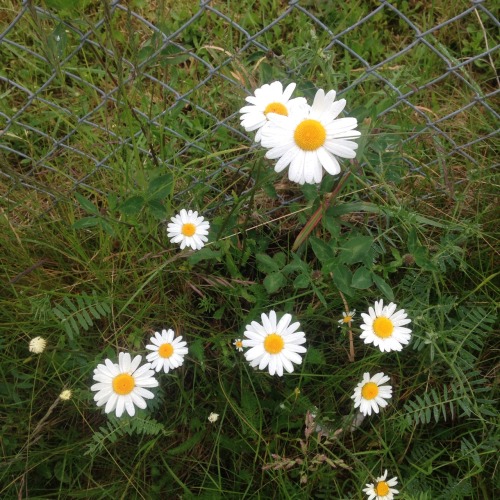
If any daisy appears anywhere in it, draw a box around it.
[239,81,308,142]
[360,300,412,352]
[233,339,244,352]
[167,209,210,251]
[91,352,158,418]
[352,372,392,416]
[29,336,47,354]
[146,329,188,373]
[260,88,361,184]
[338,310,356,324]
[363,470,399,500]
[242,310,307,377]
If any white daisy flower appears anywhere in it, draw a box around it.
[146,329,188,373]
[233,339,244,352]
[91,352,158,418]
[242,310,307,377]
[352,372,392,416]
[338,310,356,324]
[29,336,47,354]
[260,88,361,184]
[239,81,308,142]
[167,209,210,251]
[360,300,412,352]
[207,412,219,423]
[363,469,399,500]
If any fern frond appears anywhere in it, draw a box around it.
[51,291,111,340]
[85,415,167,457]
[404,383,470,426]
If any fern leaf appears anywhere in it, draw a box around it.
[85,416,167,457]
[52,292,111,340]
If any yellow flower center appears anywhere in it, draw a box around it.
[264,102,288,117]
[112,373,135,395]
[159,343,174,358]
[373,317,394,338]
[294,119,326,151]
[264,333,285,354]
[181,223,196,237]
[361,382,379,400]
[235,340,243,349]
[375,481,390,496]
[343,316,353,323]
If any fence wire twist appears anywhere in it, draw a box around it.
[1,0,498,217]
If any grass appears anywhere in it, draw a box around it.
[1,0,498,498]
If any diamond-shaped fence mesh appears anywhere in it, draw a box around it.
[1,0,498,220]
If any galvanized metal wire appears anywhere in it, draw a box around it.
[1,0,498,216]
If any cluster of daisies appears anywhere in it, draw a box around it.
[239,81,361,185]
[83,81,406,497]
[91,329,188,418]
[233,299,412,420]
[163,81,362,252]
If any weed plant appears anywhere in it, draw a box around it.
[0,0,498,498]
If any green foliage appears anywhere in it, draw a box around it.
[0,0,498,498]
[85,415,168,456]
[51,291,111,340]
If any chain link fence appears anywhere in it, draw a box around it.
[1,0,498,219]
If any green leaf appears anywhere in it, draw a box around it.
[407,228,437,270]
[189,339,205,369]
[293,274,310,290]
[263,272,286,294]
[72,217,100,230]
[329,202,383,217]
[372,273,394,301]
[339,236,374,266]
[166,431,204,456]
[160,45,191,65]
[322,212,340,238]
[187,248,221,265]
[74,193,99,215]
[283,253,309,274]
[351,266,373,289]
[256,253,280,273]
[118,196,144,216]
[147,173,174,200]
[310,236,334,263]
[407,228,420,254]
[331,264,353,296]
[146,199,167,219]
[306,346,326,365]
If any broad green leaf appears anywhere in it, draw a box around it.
[74,192,99,215]
[147,199,167,219]
[148,173,174,200]
[331,264,353,296]
[293,274,310,290]
[351,266,373,289]
[322,212,340,238]
[339,236,374,266]
[118,196,144,216]
[256,253,280,273]
[372,273,394,301]
[72,217,100,230]
[187,248,221,265]
[263,272,286,294]
[310,236,334,263]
